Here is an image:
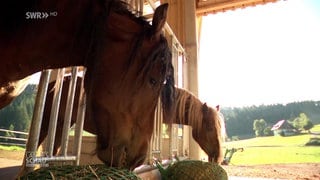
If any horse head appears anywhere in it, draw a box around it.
[84,2,174,169]
[192,103,223,163]
[171,88,223,164]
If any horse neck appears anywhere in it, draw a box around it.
[0,0,101,85]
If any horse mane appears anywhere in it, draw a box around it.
[161,62,175,120]
[174,88,204,133]
[174,88,222,136]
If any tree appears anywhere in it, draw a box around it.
[263,126,273,136]
[222,101,320,137]
[253,119,267,137]
[0,85,36,132]
[292,113,314,131]
[304,121,314,131]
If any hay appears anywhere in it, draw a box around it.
[19,164,141,180]
[158,160,228,180]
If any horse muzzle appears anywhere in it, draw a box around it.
[96,146,147,170]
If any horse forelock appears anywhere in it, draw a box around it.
[159,37,175,120]
[133,36,175,121]
[206,105,223,162]
[205,104,223,140]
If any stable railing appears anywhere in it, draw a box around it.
[20,67,86,174]
[0,128,28,147]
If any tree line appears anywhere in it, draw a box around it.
[252,112,314,137]
[0,85,36,141]
[221,101,320,138]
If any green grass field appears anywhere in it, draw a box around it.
[0,144,25,151]
[311,124,320,131]
[223,125,320,165]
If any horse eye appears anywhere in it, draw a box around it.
[149,78,157,86]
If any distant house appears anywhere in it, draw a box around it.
[271,120,298,136]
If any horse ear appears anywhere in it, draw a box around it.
[202,103,209,113]
[202,103,209,114]
[151,3,168,36]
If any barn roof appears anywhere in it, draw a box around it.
[150,1,279,16]
[271,120,295,131]
[196,0,278,16]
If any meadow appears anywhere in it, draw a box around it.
[223,125,320,165]
[1,125,319,166]
[0,144,24,151]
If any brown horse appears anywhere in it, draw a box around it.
[166,88,223,163]
[39,79,223,165]
[1,0,175,169]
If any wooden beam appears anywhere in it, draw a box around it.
[196,0,278,16]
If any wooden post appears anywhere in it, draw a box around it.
[183,0,205,161]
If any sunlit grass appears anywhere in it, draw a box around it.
[222,128,320,165]
[229,146,320,165]
[0,144,25,151]
[311,124,320,131]
[224,134,311,148]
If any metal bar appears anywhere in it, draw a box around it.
[72,69,87,165]
[168,123,172,158]
[153,103,158,149]
[60,67,78,156]
[46,68,65,156]
[151,98,163,155]
[135,0,139,13]
[0,136,27,142]
[134,160,172,174]
[158,100,163,155]
[33,156,77,162]
[155,105,159,149]
[151,150,161,154]
[0,128,29,135]
[148,98,162,163]
[24,70,51,172]
[0,142,26,147]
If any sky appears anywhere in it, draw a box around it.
[198,0,320,108]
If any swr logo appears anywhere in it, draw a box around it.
[25,12,49,19]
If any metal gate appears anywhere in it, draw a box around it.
[20,67,86,174]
